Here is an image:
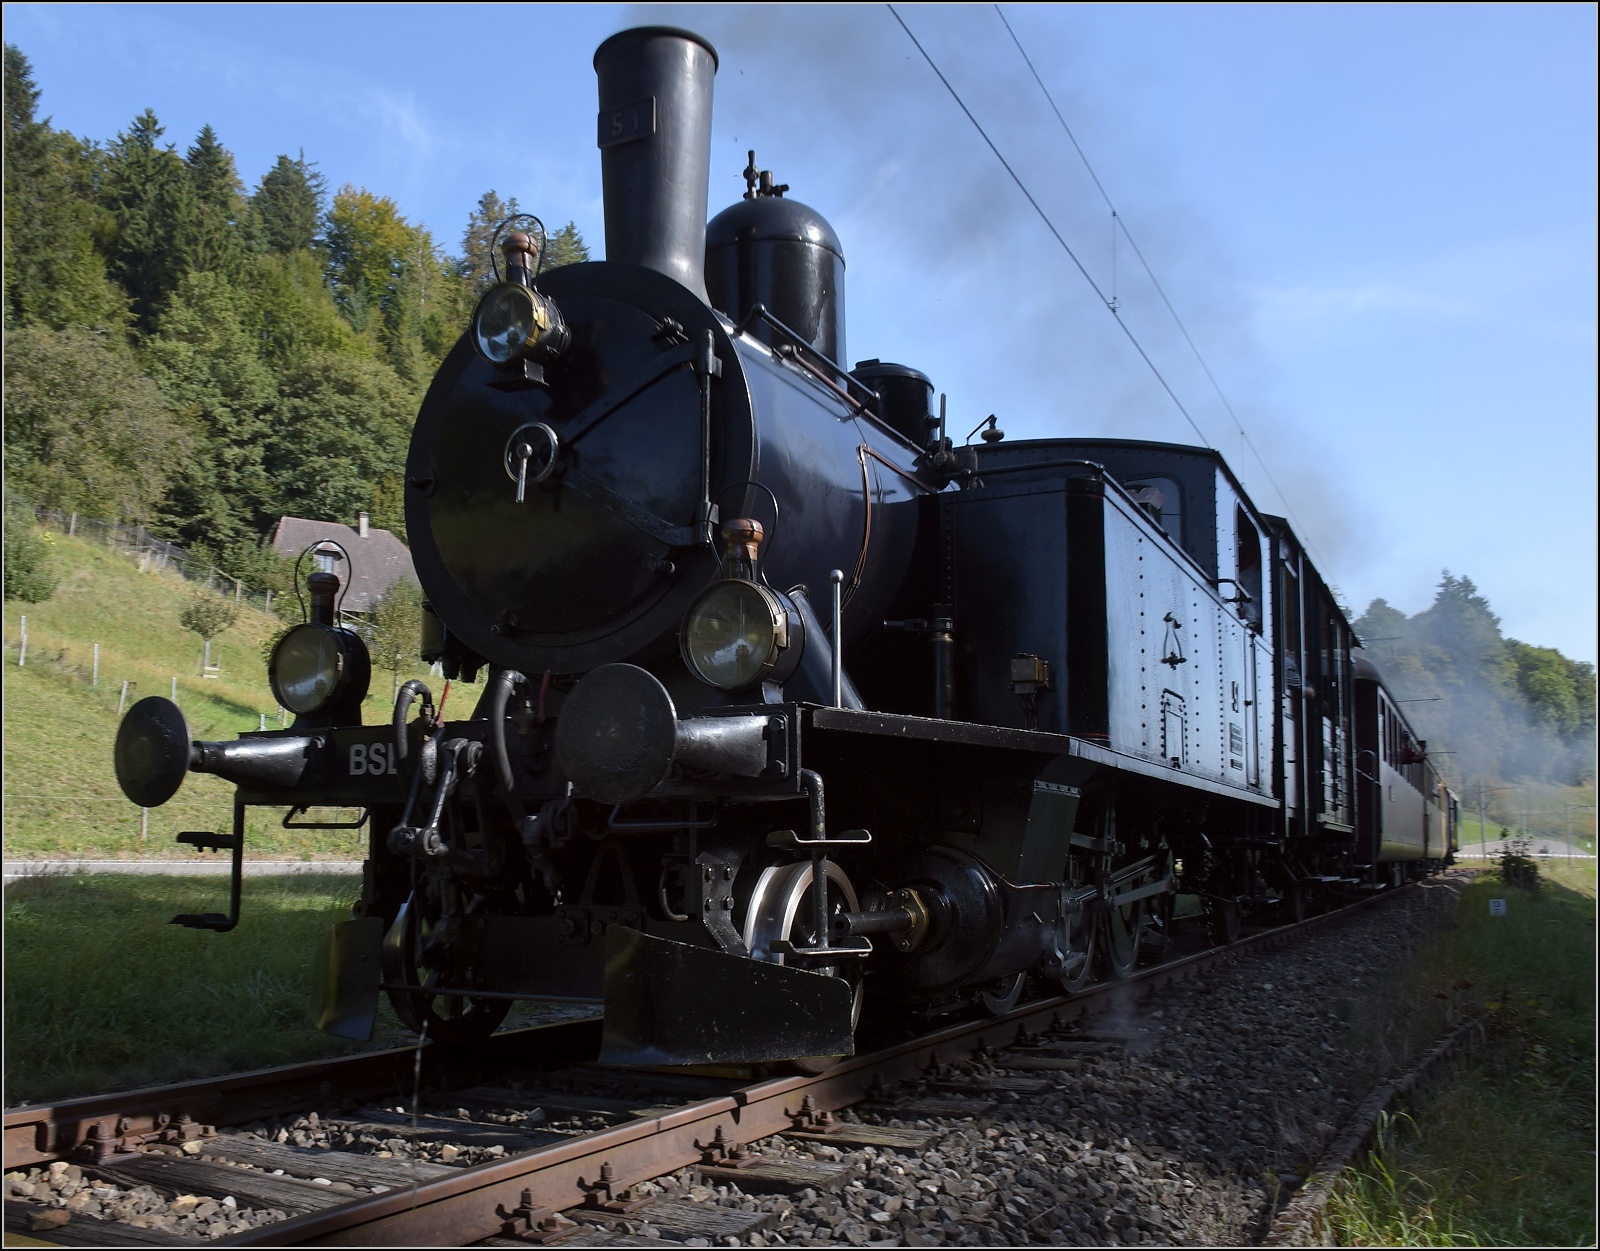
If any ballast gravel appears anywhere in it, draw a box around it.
[4,1160,280,1239]
[639,880,1465,1247]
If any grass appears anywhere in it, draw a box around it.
[2,873,400,1104]
[1326,864,1597,1247]
[3,873,597,1105]
[2,525,479,859]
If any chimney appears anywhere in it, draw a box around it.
[593,27,718,300]
[358,511,369,539]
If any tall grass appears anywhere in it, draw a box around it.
[1327,867,1597,1247]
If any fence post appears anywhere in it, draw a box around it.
[17,616,25,667]
[141,808,149,842]
[69,513,77,537]
[172,676,178,702]
[259,713,267,731]
[93,643,99,686]
[119,680,131,715]
[234,577,242,602]
[265,588,273,615]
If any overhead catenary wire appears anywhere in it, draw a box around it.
[886,4,1213,452]
[990,3,1336,580]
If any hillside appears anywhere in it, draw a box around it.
[2,525,476,859]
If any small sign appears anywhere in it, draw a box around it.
[598,96,656,148]
[1489,898,1507,917]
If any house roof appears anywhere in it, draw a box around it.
[270,516,415,614]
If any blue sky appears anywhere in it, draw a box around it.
[7,3,1595,662]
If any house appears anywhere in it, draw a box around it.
[270,512,415,615]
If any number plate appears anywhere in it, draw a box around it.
[598,96,656,148]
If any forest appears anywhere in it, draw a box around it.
[2,43,587,586]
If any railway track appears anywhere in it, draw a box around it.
[5,886,1419,1248]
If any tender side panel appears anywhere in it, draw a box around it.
[1101,488,1261,795]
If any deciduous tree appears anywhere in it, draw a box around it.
[2,501,58,604]
[3,324,187,520]
[180,586,241,678]
[367,576,423,697]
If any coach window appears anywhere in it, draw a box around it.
[1234,506,1263,631]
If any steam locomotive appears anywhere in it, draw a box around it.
[114,26,1456,1066]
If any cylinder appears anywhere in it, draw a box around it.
[594,27,718,301]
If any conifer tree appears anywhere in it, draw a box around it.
[3,44,127,332]
[251,151,324,254]
[1355,572,1598,789]
[460,189,520,295]
[104,108,196,331]
[185,123,245,274]
[143,269,278,551]
[542,221,590,271]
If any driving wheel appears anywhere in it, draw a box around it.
[744,858,865,1073]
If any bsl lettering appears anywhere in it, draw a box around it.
[350,742,399,777]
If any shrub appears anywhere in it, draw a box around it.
[3,507,58,603]
[1500,834,1542,893]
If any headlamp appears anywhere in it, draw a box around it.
[681,579,799,691]
[471,283,569,369]
[269,623,368,717]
